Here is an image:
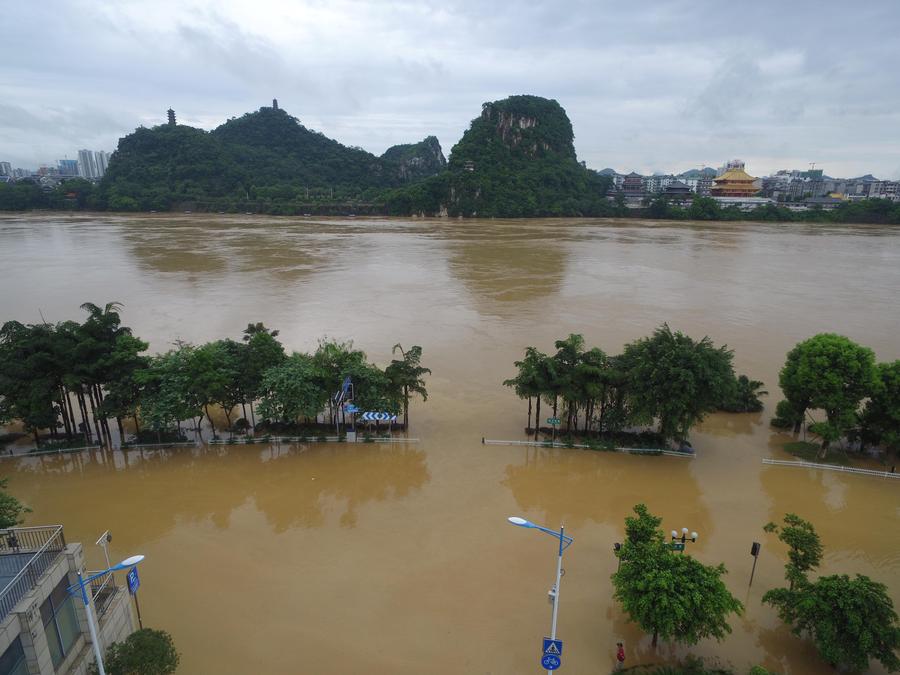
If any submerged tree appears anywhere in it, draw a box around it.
[0,478,30,529]
[777,334,876,453]
[620,324,734,444]
[763,514,900,672]
[386,344,430,428]
[612,503,743,647]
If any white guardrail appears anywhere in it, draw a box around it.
[207,436,418,445]
[762,458,899,480]
[482,438,694,458]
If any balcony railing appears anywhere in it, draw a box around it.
[0,526,66,621]
[87,570,118,619]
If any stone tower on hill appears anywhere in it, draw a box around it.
[167,108,176,126]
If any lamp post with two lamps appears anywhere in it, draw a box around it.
[68,554,146,675]
[508,516,573,673]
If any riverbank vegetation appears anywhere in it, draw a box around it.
[0,303,429,448]
[504,327,764,448]
[762,514,900,672]
[771,333,899,461]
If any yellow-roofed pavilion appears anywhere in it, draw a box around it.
[711,166,759,197]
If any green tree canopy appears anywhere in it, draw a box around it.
[778,333,876,450]
[99,628,179,675]
[612,503,743,647]
[859,360,900,453]
[620,325,735,443]
[763,515,900,672]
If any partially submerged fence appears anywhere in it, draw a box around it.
[762,458,899,480]
[482,438,694,459]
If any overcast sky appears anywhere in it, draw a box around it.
[3,0,899,179]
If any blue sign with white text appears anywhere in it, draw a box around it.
[541,654,561,670]
[127,566,140,595]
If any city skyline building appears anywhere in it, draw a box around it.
[0,161,11,177]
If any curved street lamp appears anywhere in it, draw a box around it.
[68,554,146,675]
[508,517,573,674]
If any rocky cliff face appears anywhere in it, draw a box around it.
[381,136,446,182]
[383,94,611,218]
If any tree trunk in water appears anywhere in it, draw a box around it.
[86,386,103,445]
[66,388,77,439]
[535,398,542,441]
[249,400,256,428]
[241,401,248,422]
[222,405,232,431]
[116,417,125,443]
[403,385,409,429]
[652,630,658,648]
[33,429,40,447]
[527,397,532,432]
[553,396,558,417]
[133,415,141,435]
[205,405,216,434]
[76,390,91,443]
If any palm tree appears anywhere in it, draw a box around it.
[504,346,547,432]
[386,345,431,429]
[552,334,585,432]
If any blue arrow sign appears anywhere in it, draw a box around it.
[343,403,359,413]
[126,566,140,595]
[541,654,561,670]
[360,412,397,422]
[543,638,563,656]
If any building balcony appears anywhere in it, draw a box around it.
[0,526,66,622]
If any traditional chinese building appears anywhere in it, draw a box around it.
[711,160,759,197]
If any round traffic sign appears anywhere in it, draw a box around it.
[541,654,561,670]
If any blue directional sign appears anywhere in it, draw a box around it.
[360,411,398,422]
[126,566,140,595]
[343,403,359,413]
[543,638,563,656]
[541,654,561,670]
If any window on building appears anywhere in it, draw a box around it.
[40,577,81,669]
[0,636,29,675]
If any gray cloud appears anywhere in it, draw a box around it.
[2,0,899,179]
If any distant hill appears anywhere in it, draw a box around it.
[678,167,717,179]
[101,106,445,210]
[850,174,880,182]
[383,95,613,217]
[598,168,618,176]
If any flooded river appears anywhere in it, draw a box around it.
[1,213,898,674]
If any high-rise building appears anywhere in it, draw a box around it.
[0,161,11,176]
[96,151,110,176]
[78,149,97,178]
[58,159,78,176]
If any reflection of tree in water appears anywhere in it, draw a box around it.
[446,224,569,314]
[250,443,430,532]
[8,442,429,547]
[502,448,709,534]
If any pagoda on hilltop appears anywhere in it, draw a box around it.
[711,160,759,197]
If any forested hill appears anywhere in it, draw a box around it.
[383,95,613,217]
[100,106,446,211]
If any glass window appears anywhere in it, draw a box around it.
[0,636,28,675]
[40,577,81,669]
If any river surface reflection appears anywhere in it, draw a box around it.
[1,214,898,674]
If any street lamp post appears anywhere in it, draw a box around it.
[670,527,698,553]
[508,516,573,674]
[68,554,146,675]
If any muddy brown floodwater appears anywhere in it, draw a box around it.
[1,213,899,674]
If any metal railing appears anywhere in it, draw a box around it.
[0,526,66,620]
[482,438,694,458]
[762,458,900,479]
[88,571,118,619]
